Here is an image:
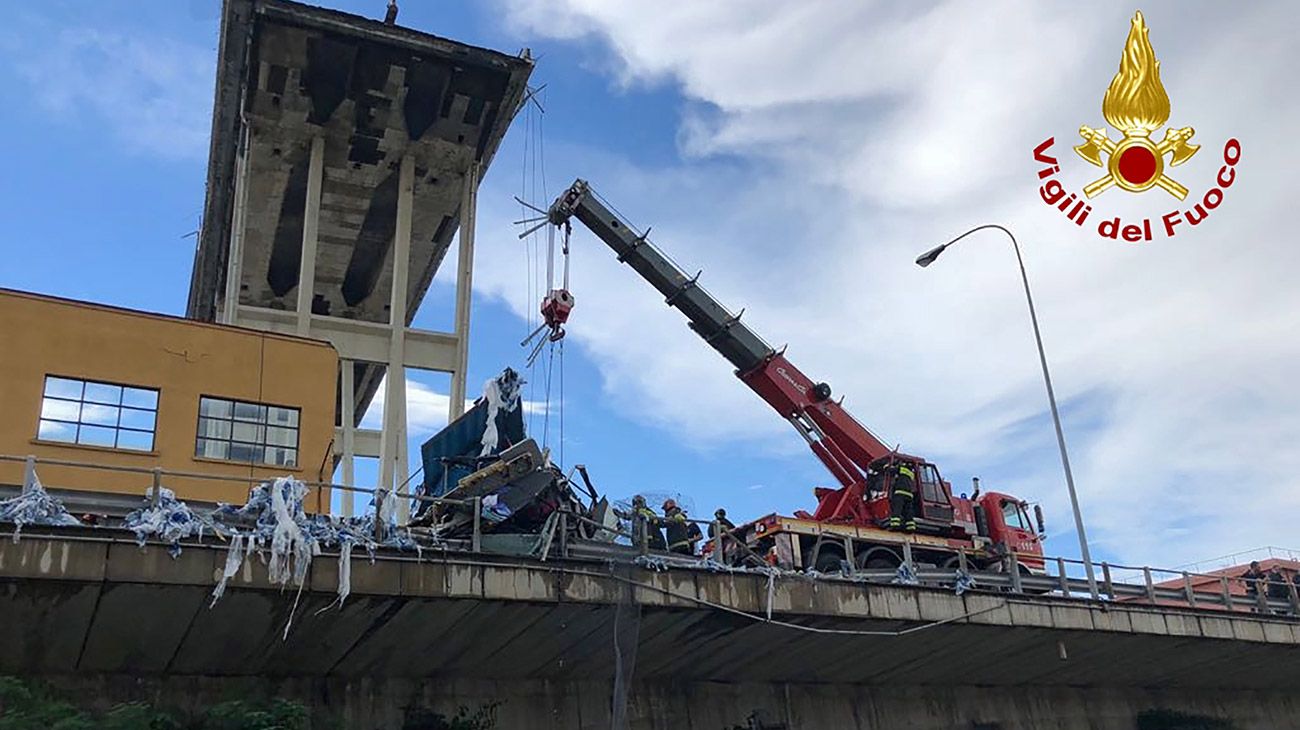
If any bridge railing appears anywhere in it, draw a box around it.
[552,511,1300,618]
[0,452,479,546]
[3,452,1300,618]
[837,550,1300,617]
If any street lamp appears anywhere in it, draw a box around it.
[917,224,1099,600]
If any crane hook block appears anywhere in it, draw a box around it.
[541,289,575,330]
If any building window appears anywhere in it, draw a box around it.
[918,464,943,503]
[196,396,299,467]
[38,376,159,451]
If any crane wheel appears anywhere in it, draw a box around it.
[812,382,832,402]
[856,547,901,572]
[813,549,847,574]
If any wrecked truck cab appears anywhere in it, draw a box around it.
[414,367,526,521]
[410,368,616,556]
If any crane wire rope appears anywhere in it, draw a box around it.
[542,334,556,451]
[535,89,561,451]
[559,338,565,469]
[518,87,552,436]
[525,86,563,463]
[518,97,535,435]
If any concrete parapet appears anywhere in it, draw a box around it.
[1,532,1298,696]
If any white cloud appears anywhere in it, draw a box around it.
[483,0,1300,566]
[9,24,213,160]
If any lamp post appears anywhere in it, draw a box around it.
[916,224,1099,600]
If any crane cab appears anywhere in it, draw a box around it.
[980,492,1046,569]
[860,456,957,535]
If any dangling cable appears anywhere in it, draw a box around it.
[512,84,560,440]
[561,222,571,292]
[519,96,537,436]
[558,338,565,470]
[545,220,556,294]
[542,339,556,450]
[538,86,549,204]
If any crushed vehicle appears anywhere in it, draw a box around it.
[411,368,619,556]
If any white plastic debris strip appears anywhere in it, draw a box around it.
[123,487,205,557]
[210,534,246,606]
[0,471,81,541]
[159,477,426,610]
[267,477,314,586]
[333,541,354,608]
[479,368,523,457]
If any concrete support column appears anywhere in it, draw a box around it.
[296,135,325,336]
[448,161,479,420]
[396,398,409,523]
[221,121,252,324]
[340,358,356,518]
[377,153,414,524]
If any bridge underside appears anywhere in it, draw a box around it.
[2,533,1299,728]
[188,0,532,417]
[15,677,1299,730]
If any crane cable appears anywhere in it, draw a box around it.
[518,93,537,435]
[517,85,563,465]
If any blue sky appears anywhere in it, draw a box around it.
[3,1,1298,570]
[0,0,818,529]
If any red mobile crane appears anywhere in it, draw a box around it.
[543,179,1046,574]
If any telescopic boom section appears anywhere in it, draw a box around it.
[548,179,893,490]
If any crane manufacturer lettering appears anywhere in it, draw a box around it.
[776,366,806,395]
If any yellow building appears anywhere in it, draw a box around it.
[0,288,338,512]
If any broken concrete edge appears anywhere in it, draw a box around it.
[262,0,535,71]
[2,528,1297,646]
[189,0,534,324]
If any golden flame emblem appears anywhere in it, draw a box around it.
[1074,11,1199,199]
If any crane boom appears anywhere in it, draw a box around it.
[548,179,895,513]
[550,180,774,373]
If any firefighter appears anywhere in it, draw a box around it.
[888,462,917,533]
[662,499,699,555]
[1266,566,1290,612]
[629,495,666,551]
[708,508,736,539]
[1242,560,1267,601]
[708,508,737,562]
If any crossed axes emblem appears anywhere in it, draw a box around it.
[1074,125,1200,200]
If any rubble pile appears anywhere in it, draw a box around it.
[412,368,618,556]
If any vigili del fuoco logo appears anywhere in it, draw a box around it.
[1033,11,1240,242]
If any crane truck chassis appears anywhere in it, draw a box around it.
[543,179,1047,577]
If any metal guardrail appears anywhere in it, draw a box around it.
[1175,546,1300,575]
[860,564,1300,617]
[0,452,472,544]
[4,452,1300,618]
[588,511,1300,617]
